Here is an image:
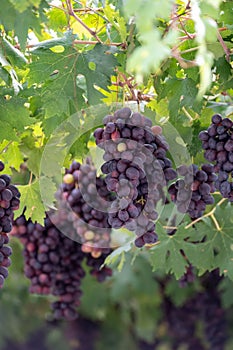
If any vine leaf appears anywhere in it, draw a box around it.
[77,44,119,105]
[29,45,82,117]
[187,204,233,280]
[0,0,48,49]
[0,36,27,68]
[149,223,194,279]
[105,240,134,272]
[0,97,34,141]
[158,77,201,121]
[8,0,42,13]
[15,179,46,224]
[29,44,118,118]
[0,141,24,173]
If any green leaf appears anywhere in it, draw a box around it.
[26,148,43,177]
[220,277,233,308]
[0,96,34,141]
[0,47,23,94]
[47,8,68,32]
[0,0,47,49]
[103,4,127,41]
[187,120,203,157]
[200,0,221,19]
[149,223,192,279]
[127,30,175,80]
[0,141,24,173]
[124,0,173,25]
[0,66,10,84]
[31,30,76,50]
[105,241,134,271]
[76,44,119,105]
[0,36,27,68]
[8,0,42,13]
[29,44,118,116]
[157,77,201,121]
[220,1,233,26]
[69,130,91,159]
[29,46,82,116]
[42,114,68,137]
[187,204,233,280]
[14,179,46,224]
[215,56,232,84]
[39,176,57,209]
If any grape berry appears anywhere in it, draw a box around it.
[199,114,233,201]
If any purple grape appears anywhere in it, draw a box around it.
[224,139,233,152]
[199,131,209,141]
[105,122,116,133]
[118,210,129,222]
[169,163,216,219]
[126,167,139,180]
[212,114,222,124]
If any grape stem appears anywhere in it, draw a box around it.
[185,197,226,230]
[210,214,221,232]
[171,50,196,68]
[217,30,231,62]
[28,171,33,186]
[0,141,13,154]
[182,106,193,122]
[145,241,160,248]
[163,226,177,230]
[65,0,103,43]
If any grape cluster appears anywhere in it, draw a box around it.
[163,271,227,350]
[168,163,216,219]
[0,160,21,288]
[12,214,112,321]
[0,161,20,233]
[201,287,227,350]
[199,114,233,201]
[94,107,177,247]
[12,215,84,320]
[164,296,203,350]
[56,158,114,257]
[0,233,12,288]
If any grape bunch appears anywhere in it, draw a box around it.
[0,161,20,233]
[199,114,233,201]
[0,233,12,288]
[0,160,21,288]
[12,214,84,320]
[12,214,112,321]
[163,270,227,350]
[164,296,203,350]
[201,281,227,350]
[94,107,177,247]
[56,158,114,257]
[168,163,216,219]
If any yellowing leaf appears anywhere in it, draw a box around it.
[0,141,24,173]
[71,19,92,38]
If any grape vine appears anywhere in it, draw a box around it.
[1,0,233,347]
